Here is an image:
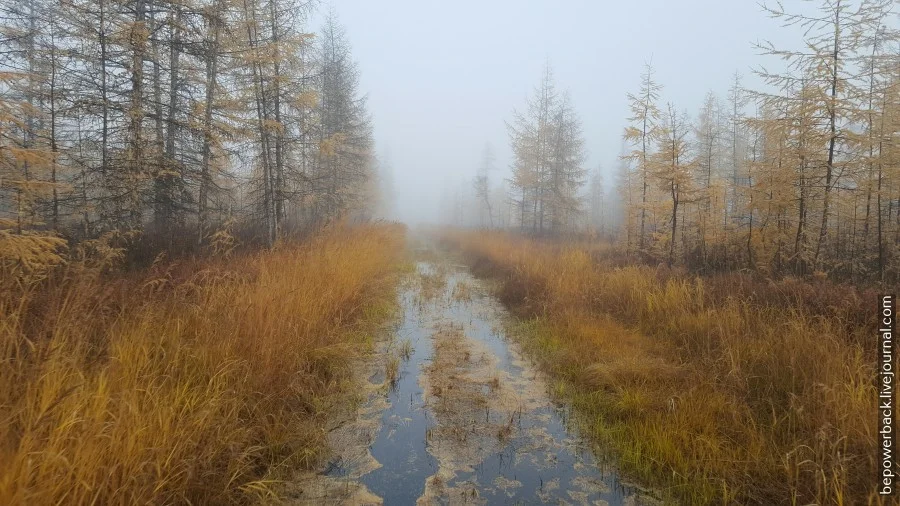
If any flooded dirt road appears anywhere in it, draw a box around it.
[290,250,656,505]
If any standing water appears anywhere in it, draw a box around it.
[291,252,656,505]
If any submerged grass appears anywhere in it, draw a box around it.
[440,229,880,505]
[0,223,406,505]
[386,355,401,386]
[399,338,414,361]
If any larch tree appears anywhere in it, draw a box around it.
[612,139,636,249]
[473,142,495,228]
[693,91,727,265]
[507,65,586,235]
[1,0,384,261]
[652,103,695,266]
[588,165,606,236]
[623,62,662,255]
[605,0,898,282]
[760,0,872,270]
[314,12,374,224]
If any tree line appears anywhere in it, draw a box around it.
[462,0,899,283]
[617,0,899,282]
[0,0,378,260]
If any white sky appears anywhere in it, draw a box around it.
[316,0,814,224]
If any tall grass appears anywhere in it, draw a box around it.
[0,223,405,504]
[441,229,880,505]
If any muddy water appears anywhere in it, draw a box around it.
[292,257,656,505]
[358,269,439,503]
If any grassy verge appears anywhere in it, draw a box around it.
[440,229,879,505]
[0,223,406,504]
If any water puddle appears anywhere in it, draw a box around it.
[358,272,439,503]
[290,256,657,505]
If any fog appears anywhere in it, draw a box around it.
[317,0,808,225]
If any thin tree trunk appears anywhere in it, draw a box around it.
[128,0,147,229]
[243,0,276,245]
[269,0,285,229]
[199,9,221,244]
[49,27,59,230]
[814,2,841,268]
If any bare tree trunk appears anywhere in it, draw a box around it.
[128,0,147,229]
[243,0,276,245]
[669,179,678,266]
[814,2,842,269]
[166,5,180,159]
[639,112,648,253]
[151,0,166,234]
[48,26,59,230]
[795,155,807,275]
[99,0,110,228]
[269,0,285,229]
[199,9,221,244]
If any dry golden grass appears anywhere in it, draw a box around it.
[440,229,881,505]
[0,223,405,505]
[386,355,401,387]
[451,280,473,302]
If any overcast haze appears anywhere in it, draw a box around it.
[317,0,805,224]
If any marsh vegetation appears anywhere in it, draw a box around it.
[2,0,896,503]
[440,229,880,504]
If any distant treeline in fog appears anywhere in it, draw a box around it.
[446,0,899,283]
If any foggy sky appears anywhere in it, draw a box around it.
[318,0,806,224]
